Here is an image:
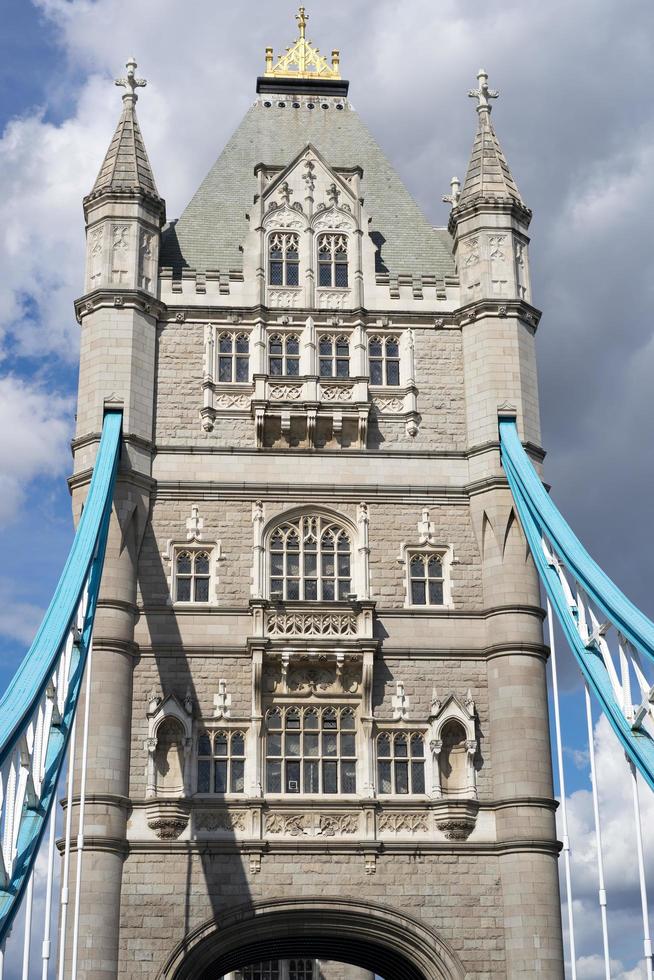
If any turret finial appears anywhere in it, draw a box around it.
[442,176,461,207]
[264,7,341,80]
[115,57,147,104]
[467,69,499,114]
[296,5,308,39]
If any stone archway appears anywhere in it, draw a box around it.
[158,897,465,980]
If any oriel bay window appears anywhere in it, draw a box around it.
[197,730,246,793]
[377,732,425,794]
[269,232,300,286]
[269,515,352,600]
[265,706,357,794]
[317,233,348,288]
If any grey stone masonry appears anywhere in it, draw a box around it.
[68,34,563,980]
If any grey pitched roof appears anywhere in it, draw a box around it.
[88,98,161,201]
[160,97,454,279]
[459,108,523,206]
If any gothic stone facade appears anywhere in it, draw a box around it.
[68,43,564,980]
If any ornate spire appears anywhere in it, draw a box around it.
[86,58,163,210]
[455,69,525,211]
[264,6,341,80]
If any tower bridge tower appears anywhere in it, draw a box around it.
[70,11,564,978]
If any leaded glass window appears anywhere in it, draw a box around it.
[239,963,280,980]
[289,961,315,980]
[269,515,352,601]
[269,333,300,377]
[319,334,350,378]
[317,233,348,288]
[377,732,425,794]
[197,730,246,794]
[265,706,357,795]
[174,550,210,602]
[269,232,300,286]
[369,335,400,386]
[218,332,249,383]
[409,553,444,605]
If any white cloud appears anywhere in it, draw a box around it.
[0,376,73,523]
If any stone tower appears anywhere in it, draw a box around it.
[69,13,564,980]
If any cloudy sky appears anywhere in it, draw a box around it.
[1,0,653,976]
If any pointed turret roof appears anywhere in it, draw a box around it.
[85,59,163,211]
[457,70,525,209]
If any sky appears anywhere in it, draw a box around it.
[0,0,653,976]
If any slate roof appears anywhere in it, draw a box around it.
[88,99,161,201]
[160,97,455,279]
[459,109,523,206]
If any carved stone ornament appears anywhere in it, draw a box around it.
[195,809,247,833]
[266,813,307,837]
[175,311,186,323]
[373,397,404,414]
[146,800,191,840]
[378,811,428,834]
[268,289,301,309]
[436,818,476,841]
[269,383,302,400]
[321,385,353,402]
[266,610,357,637]
[318,812,359,837]
[214,392,251,410]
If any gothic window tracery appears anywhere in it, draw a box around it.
[174,549,211,602]
[269,515,352,600]
[369,336,400,386]
[218,332,250,383]
[269,333,301,376]
[409,554,444,606]
[265,705,357,795]
[377,732,425,795]
[196,730,246,794]
[318,334,350,378]
[317,233,348,288]
[269,232,300,286]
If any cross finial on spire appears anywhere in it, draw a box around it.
[468,69,499,113]
[296,6,308,39]
[115,57,147,104]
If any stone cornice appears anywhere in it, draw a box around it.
[74,287,167,324]
[456,297,542,329]
[448,194,532,232]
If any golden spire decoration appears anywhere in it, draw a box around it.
[264,6,341,80]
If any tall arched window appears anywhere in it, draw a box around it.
[218,332,249,382]
[317,233,348,288]
[369,336,400,386]
[175,550,210,602]
[409,554,444,605]
[269,515,352,600]
[269,333,300,376]
[197,730,246,793]
[265,706,357,794]
[319,335,350,378]
[377,732,425,794]
[269,232,300,286]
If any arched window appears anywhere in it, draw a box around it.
[269,515,352,600]
[317,233,348,288]
[269,232,300,286]
[377,732,425,795]
[438,720,468,796]
[265,706,357,794]
[319,334,350,378]
[369,335,400,386]
[269,333,300,376]
[197,730,246,793]
[218,332,249,383]
[175,550,210,602]
[409,554,444,605]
